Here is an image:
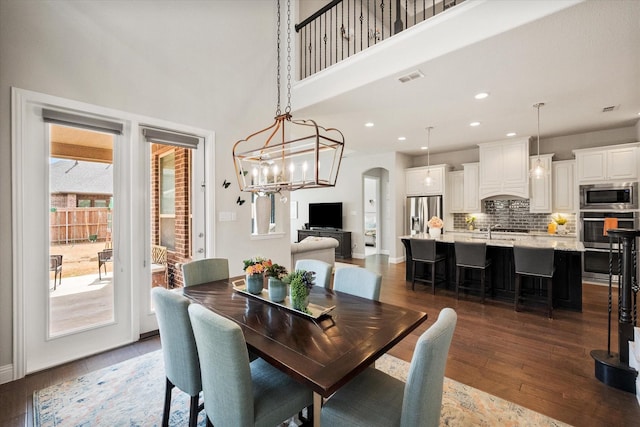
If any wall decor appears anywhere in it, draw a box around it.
[222,179,231,189]
[236,196,245,206]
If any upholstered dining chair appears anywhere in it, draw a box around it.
[181,258,229,287]
[333,267,382,301]
[151,287,202,427]
[320,307,458,427]
[187,304,314,427]
[295,259,333,289]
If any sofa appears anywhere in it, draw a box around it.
[291,236,339,268]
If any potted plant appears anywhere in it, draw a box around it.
[553,214,568,234]
[283,269,315,312]
[427,216,443,238]
[465,215,476,231]
[265,263,288,302]
[243,257,271,294]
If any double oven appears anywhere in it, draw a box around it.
[580,182,639,281]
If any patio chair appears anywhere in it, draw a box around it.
[98,249,113,280]
[50,255,63,290]
[152,245,168,286]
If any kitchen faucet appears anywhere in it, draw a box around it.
[486,224,502,239]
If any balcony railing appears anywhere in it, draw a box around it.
[295,0,465,79]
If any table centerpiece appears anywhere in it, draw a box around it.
[428,216,443,238]
[283,269,315,313]
[265,263,288,302]
[243,256,271,294]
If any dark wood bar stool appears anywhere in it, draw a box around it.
[454,241,491,303]
[409,238,446,294]
[513,245,555,318]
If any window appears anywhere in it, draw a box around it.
[159,151,176,250]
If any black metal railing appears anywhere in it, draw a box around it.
[295,0,465,79]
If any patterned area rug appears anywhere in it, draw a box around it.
[33,350,570,426]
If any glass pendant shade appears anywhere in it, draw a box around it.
[424,170,433,186]
[529,102,546,179]
[233,113,344,193]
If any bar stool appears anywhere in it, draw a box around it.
[409,238,447,294]
[454,241,491,303]
[514,245,555,318]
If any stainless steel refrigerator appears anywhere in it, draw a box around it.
[405,195,443,236]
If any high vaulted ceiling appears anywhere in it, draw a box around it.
[293,0,640,157]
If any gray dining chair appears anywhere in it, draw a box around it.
[187,304,314,427]
[334,267,382,301]
[295,259,333,288]
[151,287,202,427]
[409,238,447,294]
[320,307,458,427]
[181,258,229,287]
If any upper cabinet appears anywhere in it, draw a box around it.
[463,162,481,212]
[479,138,529,199]
[552,160,575,212]
[529,154,554,213]
[406,164,447,196]
[574,143,640,183]
[447,170,464,213]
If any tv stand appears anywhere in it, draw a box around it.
[298,230,352,259]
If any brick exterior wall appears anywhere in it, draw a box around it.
[151,145,192,288]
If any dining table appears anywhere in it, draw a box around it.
[182,276,428,427]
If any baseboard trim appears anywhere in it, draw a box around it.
[0,363,14,385]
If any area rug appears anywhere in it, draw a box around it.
[33,350,570,426]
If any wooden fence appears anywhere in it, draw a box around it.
[50,207,111,244]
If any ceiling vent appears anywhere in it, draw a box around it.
[602,105,620,113]
[398,70,424,83]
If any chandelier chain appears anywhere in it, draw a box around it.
[286,0,292,113]
[276,0,282,115]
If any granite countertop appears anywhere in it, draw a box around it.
[401,231,585,252]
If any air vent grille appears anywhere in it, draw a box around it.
[398,70,424,83]
[602,105,619,112]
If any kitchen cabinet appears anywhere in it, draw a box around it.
[463,163,481,212]
[479,138,529,199]
[447,171,464,213]
[406,164,447,196]
[552,160,575,212]
[574,143,639,183]
[529,154,554,213]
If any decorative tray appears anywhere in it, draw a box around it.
[231,279,335,320]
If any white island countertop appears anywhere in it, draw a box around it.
[401,231,585,252]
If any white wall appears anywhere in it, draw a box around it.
[0,0,287,369]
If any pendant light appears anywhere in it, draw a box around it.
[530,102,546,179]
[425,126,434,186]
[233,0,345,195]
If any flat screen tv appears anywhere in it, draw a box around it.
[309,202,343,230]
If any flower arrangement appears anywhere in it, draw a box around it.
[283,269,316,312]
[427,216,443,229]
[465,215,476,225]
[552,214,567,225]
[265,263,288,280]
[243,257,272,275]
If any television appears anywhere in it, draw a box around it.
[309,202,343,230]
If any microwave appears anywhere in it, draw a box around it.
[580,182,638,210]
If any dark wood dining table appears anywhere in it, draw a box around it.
[183,277,428,426]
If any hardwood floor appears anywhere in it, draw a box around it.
[1,255,638,426]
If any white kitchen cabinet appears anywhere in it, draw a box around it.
[552,160,575,212]
[479,138,529,199]
[574,143,639,183]
[463,163,481,212]
[448,171,464,213]
[406,165,446,196]
[529,154,553,213]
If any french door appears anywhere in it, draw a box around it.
[12,88,210,376]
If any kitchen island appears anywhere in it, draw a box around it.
[401,231,584,311]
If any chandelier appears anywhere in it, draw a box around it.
[232,0,345,194]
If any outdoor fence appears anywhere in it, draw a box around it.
[50,207,111,244]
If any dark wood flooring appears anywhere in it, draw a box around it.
[1,255,638,426]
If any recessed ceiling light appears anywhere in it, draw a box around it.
[420,146,428,150]
[469,121,481,127]
[474,92,489,100]
[506,132,516,137]
[398,136,406,141]
[365,122,374,127]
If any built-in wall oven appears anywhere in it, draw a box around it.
[580,211,639,281]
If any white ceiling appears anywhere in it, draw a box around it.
[292,0,640,157]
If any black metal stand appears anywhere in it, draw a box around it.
[590,228,639,393]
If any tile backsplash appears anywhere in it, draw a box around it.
[452,199,576,234]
